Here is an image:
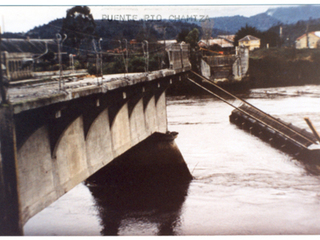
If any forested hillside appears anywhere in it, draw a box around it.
[3,18,206,50]
[4,5,320,50]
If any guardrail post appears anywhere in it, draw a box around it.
[180,43,184,70]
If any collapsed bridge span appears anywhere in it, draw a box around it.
[187,71,320,155]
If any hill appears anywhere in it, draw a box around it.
[191,5,320,34]
[4,5,320,46]
[266,5,320,24]
[202,13,280,33]
[3,18,231,51]
[2,19,203,48]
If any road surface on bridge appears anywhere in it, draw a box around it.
[7,70,174,105]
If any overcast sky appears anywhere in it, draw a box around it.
[0,1,317,33]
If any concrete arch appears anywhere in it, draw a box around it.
[16,126,55,225]
[53,116,89,192]
[144,95,158,134]
[14,109,49,151]
[85,108,114,175]
[108,100,129,130]
[110,103,132,158]
[49,108,83,158]
[155,91,168,133]
[129,98,148,146]
[143,93,154,111]
[128,92,144,118]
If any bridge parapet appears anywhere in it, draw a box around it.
[9,69,184,114]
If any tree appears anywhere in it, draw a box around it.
[135,22,159,43]
[184,28,201,72]
[185,28,200,49]
[234,24,261,46]
[260,30,279,48]
[176,28,190,43]
[61,6,99,55]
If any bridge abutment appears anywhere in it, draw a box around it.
[0,106,23,235]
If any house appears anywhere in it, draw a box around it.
[217,35,235,43]
[238,35,260,51]
[198,35,235,49]
[295,31,320,49]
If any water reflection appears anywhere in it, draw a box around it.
[87,175,190,235]
[86,133,192,236]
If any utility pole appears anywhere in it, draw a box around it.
[92,39,98,75]
[99,38,103,81]
[97,38,103,85]
[92,38,102,85]
[123,39,128,73]
[162,26,167,69]
[56,33,67,91]
[69,54,74,73]
[56,34,62,91]
[142,40,149,73]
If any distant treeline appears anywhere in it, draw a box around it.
[2,18,219,50]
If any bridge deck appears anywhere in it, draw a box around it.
[7,69,185,114]
[235,104,318,147]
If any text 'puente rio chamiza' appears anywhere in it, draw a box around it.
[0,44,193,235]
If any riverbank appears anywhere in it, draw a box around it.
[249,48,320,88]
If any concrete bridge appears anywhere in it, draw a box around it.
[0,44,192,235]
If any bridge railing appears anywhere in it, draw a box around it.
[1,52,34,81]
[1,39,192,84]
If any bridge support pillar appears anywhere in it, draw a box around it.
[0,105,23,236]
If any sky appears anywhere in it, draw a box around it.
[0,1,317,33]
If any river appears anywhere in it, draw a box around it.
[24,84,320,236]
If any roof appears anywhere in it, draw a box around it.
[1,38,58,54]
[296,31,320,41]
[157,39,177,46]
[198,38,234,48]
[238,35,260,42]
[217,35,235,43]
